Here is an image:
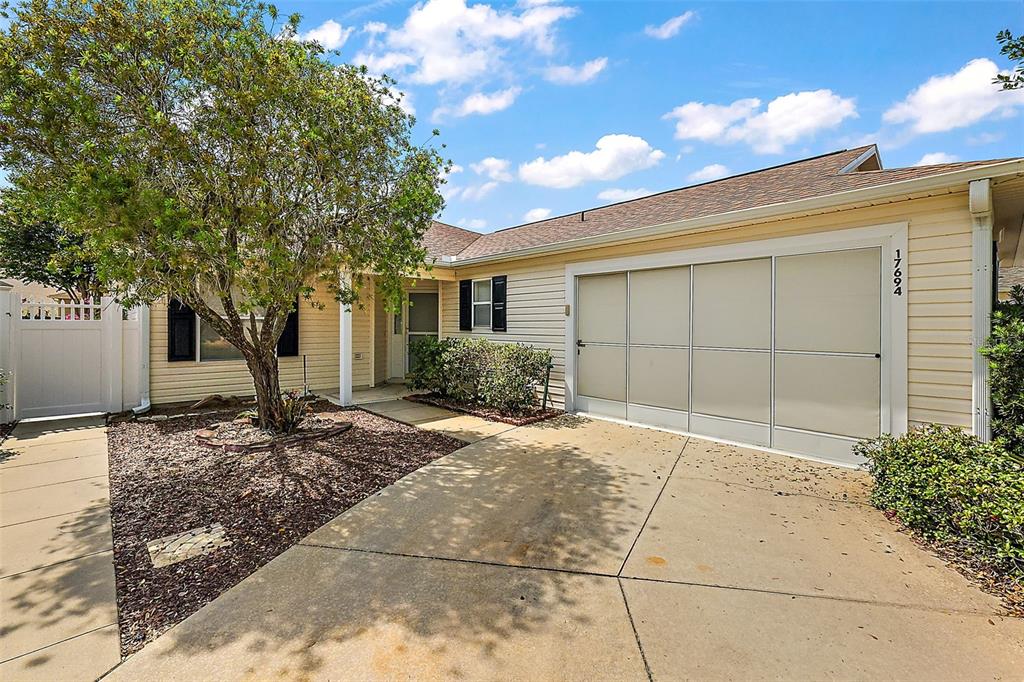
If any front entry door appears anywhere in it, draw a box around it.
[406,292,439,375]
[389,304,406,380]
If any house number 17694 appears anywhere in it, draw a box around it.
[893,248,903,296]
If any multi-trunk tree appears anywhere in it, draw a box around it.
[0,0,446,430]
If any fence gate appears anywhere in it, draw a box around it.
[3,297,127,420]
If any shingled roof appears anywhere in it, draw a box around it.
[422,146,1018,262]
[421,220,482,261]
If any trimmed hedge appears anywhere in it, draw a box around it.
[980,284,1024,458]
[855,425,1024,573]
[409,337,552,413]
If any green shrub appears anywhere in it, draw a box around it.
[855,425,1024,573]
[408,337,552,413]
[406,336,450,394]
[981,285,1024,458]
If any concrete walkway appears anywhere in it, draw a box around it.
[0,416,120,681]
[109,408,1024,680]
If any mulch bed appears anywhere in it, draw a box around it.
[884,512,1024,617]
[404,393,561,425]
[106,400,464,656]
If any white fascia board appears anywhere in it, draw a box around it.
[442,159,1024,269]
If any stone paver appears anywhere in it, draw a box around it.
[148,523,232,568]
[109,416,1024,681]
[0,416,119,681]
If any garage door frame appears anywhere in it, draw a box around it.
[564,222,909,465]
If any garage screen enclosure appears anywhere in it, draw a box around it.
[567,227,907,465]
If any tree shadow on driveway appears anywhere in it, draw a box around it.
[109,415,686,680]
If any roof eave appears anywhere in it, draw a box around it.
[443,159,1024,268]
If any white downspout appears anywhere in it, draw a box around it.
[133,305,151,415]
[339,271,353,406]
[969,178,994,441]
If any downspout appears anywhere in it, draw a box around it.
[133,305,152,415]
[969,179,994,441]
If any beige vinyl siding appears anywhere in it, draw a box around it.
[351,298,372,388]
[150,284,341,404]
[442,192,976,430]
[373,285,388,385]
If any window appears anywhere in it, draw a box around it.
[197,316,262,362]
[472,279,491,328]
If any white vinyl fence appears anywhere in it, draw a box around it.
[0,287,147,421]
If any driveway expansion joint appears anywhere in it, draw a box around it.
[616,437,688,577]
[618,577,654,682]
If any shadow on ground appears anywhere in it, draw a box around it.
[109,415,681,680]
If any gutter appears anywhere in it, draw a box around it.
[443,159,1024,268]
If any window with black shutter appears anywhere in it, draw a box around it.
[167,298,196,361]
[277,298,300,357]
[459,279,472,331]
[491,275,507,332]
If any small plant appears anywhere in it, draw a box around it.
[980,284,1024,459]
[855,425,1024,574]
[279,390,312,434]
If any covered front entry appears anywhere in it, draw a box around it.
[568,226,906,465]
[387,291,439,380]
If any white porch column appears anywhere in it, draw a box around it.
[339,272,353,405]
[0,283,13,423]
[135,305,151,413]
[969,178,994,441]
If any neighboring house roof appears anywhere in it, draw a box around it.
[424,145,1019,262]
[1000,265,1024,293]
[421,221,482,262]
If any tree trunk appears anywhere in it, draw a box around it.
[247,351,285,431]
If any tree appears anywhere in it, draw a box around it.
[0,0,446,431]
[0,186,102,302]
[995,30,1024,90]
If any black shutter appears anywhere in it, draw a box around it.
[167,298,195,362]
[459,279,472,331]
[277,298,300,357]
[491,275,507,332]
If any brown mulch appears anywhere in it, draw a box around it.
[404,393,562,425]
[883,511,1024,617]
[106,401,464,657]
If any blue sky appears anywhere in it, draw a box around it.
[274,0,1022,232]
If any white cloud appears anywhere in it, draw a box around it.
[460,181,500,201]
[363,21,388,34]
[665,90,857,154]
[883,59,1024,134]
[300,19,353,49]
[967,131,1004,146]
[644,11,695,40]
[519,134,665,188]
[459,218,488,230]
[914,152,959,166]
[523,208,552,221]
[470,157,513,181]
[688,163,730,182]
[434,87,522,120]
[357,0,577,85]
[597,187,652,202]
[544,57,608,84]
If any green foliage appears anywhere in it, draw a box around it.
[409,337,553,413]
[279,389,312,434]
[980,285,1024,457]
[855,425,1024,573]
[0,0,446,429]
[0,187,101,302]
[996,30,1024,90]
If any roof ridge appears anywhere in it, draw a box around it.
[475,146,871,237]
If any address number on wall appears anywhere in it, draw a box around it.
[893,248,903,296]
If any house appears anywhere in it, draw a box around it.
[144,145,1024,465]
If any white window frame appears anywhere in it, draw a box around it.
[471,278,492,329]
[195,312,265,363]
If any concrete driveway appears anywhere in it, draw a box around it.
[110,407,1023,681]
